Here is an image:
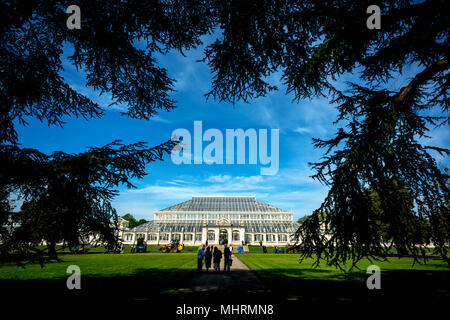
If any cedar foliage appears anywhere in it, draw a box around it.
[1,1,448,267]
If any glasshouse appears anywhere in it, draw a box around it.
[122,196,299,246]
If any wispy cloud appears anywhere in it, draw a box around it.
[293,127,311,134]
[114,167,328,220]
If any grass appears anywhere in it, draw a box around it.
[238,254,449,306]
[2,251,448,311]
[0,253,196,280]
[0,253,197,308]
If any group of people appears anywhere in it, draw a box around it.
[197,244,233,272]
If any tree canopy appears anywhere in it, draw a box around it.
[297,215,310,224]
[121,213,148,229]
[0,0,448,267]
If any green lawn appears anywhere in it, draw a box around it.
[238,254,449,305]
[2,252,448,310]
[238,253,450,279]
[0,253,197,307]
[0,253,196,280]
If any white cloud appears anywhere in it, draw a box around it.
[293,127,311,134]
[204,174,232,183]
[114,166,328,220]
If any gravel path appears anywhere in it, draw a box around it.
[173,254,270,298]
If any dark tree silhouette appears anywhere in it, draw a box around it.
[0,141,176,263]
[1,1,448,267]
[0,0,208,262]
[200,0,449,267]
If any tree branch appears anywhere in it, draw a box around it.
[393,57,449,107]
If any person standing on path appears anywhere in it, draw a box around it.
[223,244,232,272]
[213,246,222,272]
[197,245,205,272]
[204,246,212,272]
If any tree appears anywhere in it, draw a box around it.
[1,1,448,267]
[0,0,207,262]
[121,213,148,229]
[136,219,149,227]
[200,0,449,267]
[297,215,310,224]
[121,214,137,229]
[1,141,175,263]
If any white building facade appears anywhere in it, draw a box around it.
[122,196,299,246]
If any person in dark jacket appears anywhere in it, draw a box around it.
[197,245,205,271]
[223,244,232,272]
[213,247,222,272]
[205,246,212,272]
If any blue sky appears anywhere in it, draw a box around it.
[14,39,449,221]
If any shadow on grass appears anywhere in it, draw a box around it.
[0,267,274,317]
[1,264,448,317]
[250,267,449,308]
[0,267,195,307]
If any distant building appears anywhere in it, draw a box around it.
[122,196,299,246]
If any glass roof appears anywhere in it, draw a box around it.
[131,220,299,233]
[158,196,289,213]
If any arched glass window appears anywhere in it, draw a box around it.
[207,230,215,241]
[278,234,287,242]
[184,234,193,241]
[232,230,240,241]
